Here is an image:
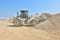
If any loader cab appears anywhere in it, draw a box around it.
[20,10,28,18]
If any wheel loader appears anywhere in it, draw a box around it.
[9,10,41,26]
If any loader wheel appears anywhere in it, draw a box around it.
[30,19,40,26]
[13,18,22,26]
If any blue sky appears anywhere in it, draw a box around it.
[0,0,60,18]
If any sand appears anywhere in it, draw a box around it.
[34,14,60,40]
[0,20,59,40]
[0,14,60,40]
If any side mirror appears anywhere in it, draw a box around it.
[17,12,19,16]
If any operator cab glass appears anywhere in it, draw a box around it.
[20,10,28,18]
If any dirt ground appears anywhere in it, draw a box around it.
[0,20,59,40]
[0,14,60,40]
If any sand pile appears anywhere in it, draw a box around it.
[34,14,60,39]
[0,20,59,40]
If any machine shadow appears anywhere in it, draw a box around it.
[8,25,23,27]
[8,25,34,27]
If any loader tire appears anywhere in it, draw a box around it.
[30,19,40,26]
[13,18,22,26]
